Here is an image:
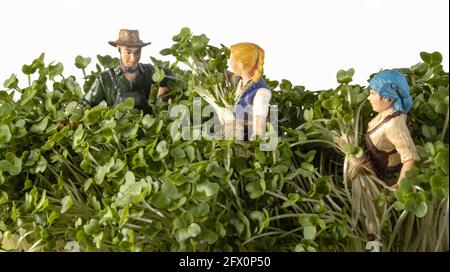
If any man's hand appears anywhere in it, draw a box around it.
[58,120,79,130]
[390,182,400,190]
[391,160,415,190]
[157,87,169,101]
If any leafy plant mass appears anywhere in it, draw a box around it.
[0,28,448,252]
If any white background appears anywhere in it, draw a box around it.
[0,0,448,91]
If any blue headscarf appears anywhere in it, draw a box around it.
[369,70,413,113]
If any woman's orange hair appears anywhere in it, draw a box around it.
[230,42,265,85]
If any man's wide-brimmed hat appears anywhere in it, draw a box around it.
[108,29,151,48]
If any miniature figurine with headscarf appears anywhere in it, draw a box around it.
[365,70,420,189]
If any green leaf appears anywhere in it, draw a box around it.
[22,53,45,75]
[200,229,219,245]
[10,126,26,139]
[303,226,316,240]
[152,65,165,83]
[170,147,186,160]
[294,244,305,252]
[322,97,341,111]
[0,152,22,175]
[72,124,84,149]
[125,170,135,184]
[119,205,129,228]
[415,201,428,218]
[196,180,220,197]
[118,123,139,139]
[20,87,37,106]
[424,142,435,156]
[152,140,168,161]
[437,86,449,98]
[0,124,12,144]
[295,150,316,163]
[315,176,331,195]
[83,219,100,235]
[35,156,48,173]
[172,27,191,42]
[306,246,317,252]
[187,223,201,238]
[175,228,189,242]
[34,212,47,225]
[141,115,155,129]
[211,164,226,178]
[237,211,251,240]
[94,165,108,185]
[184,146,196,162]
[75,55,92,70]
[97,55,120,69]
[255,149,267,164]
[420,51,443,65]
[160,48,172,56]
[44,95,56,115]
[282,193,300,208]
[143,221,162,239]
[430,174,445,189]
[152,120,164,134]
[3,74,18,89]
[272,164,289,174]
[30,117,49,134]
[343,143,362,156]
[93,232,104,249]
[250,210,269,234]
[393,201,405,211]
[336,68,355,84]
[435,103,448,115]
[303,108,314,122]
[47,211,58,226]
[298,215,312,227]
[34,190,48,212]
[191,34,209,50]
[299,163,315,177]
[0,102,13,120]
[61,195,73,213]
[421,125,437,139]
[310,215,326,230]
[245,181,264,199]
[161,181,178,200]
[131,148,149,169]
[435,150,449,175]
[151,192,170,209]
[430,174,449,198]
[0,191,8,205]
[173,213,189,228]
[48,62,64,80]
[91,196,101,211]
[168,196,187,212]
[189,203,210,218]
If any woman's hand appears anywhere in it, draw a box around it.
[393,159,415,190]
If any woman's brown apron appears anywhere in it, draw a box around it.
[365,111,403,179]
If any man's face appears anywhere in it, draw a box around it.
[119,46,141,68]
[368,89,393,113]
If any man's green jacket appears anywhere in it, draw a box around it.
[81,63,173,113]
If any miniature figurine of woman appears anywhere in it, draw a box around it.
[365,69,420,189]
[228,42,272,140]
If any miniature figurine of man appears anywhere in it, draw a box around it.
[365,70,420,189]
[80,29,173,114]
